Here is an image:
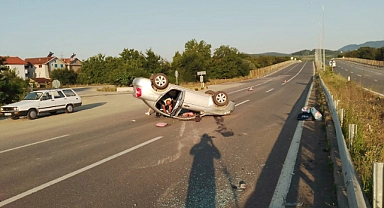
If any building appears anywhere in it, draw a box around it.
[60,58,82,72]
[60,53,82,72]
[25,56,66,79]
[1,56,28,80]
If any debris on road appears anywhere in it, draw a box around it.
[156,122,168,127]
[298,107,322,121]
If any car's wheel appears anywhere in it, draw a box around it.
[213,91,229,106]
[205,90,215,95]
[11,116,19,120]
[152,73,169,90]
[27,109,38,120]
[66,104,74,113]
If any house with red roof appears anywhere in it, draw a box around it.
[59,53,82,72]
[1,56,28,80]
[60,58,82,72]
[25,56,66,79]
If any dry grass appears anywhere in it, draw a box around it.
[320,68,384,200]
[96,86,117,92]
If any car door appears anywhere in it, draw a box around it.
[38,92,56,112]
[170,90,185,117]
[52,90,67,110]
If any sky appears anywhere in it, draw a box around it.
[1,0,383,61]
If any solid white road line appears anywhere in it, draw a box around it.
[235,100,249,107]
[282,62,307,85]
[269,62,314,207]
[0,135,70,154]
[0,136,163,207]
[266,88,274,93]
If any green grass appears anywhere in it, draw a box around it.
[319,67,384,204]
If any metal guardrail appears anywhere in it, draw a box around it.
[319,75,369,208]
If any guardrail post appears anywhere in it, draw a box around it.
[374,162,383,208]
[340,108,344,127]
[348,124,357,149]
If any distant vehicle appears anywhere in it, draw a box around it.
[329,60,336,67]
[1,88,82,120]
[132,73,235,121]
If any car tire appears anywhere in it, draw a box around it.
[152,73,169,90]
[27,109,38,120]
[66,104,74,113]
[205,90,215,95]
[213,91,229,107]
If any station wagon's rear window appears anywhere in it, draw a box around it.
[62,89,76,97]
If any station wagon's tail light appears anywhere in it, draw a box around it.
[135,87,142,97]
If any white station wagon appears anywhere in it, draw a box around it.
[1,88,82,120]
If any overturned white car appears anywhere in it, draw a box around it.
[132,73,235,121]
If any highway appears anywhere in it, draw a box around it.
[0,62,336,207]
[333,59,384,95]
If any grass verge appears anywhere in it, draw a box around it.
[319,67,384,204]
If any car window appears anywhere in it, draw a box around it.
[24,92,43,100]
[53,90,65,99]
[41,92,52,100]
[62,89,76,97]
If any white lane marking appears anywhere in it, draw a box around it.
[0,135,69,154]
[357,74,362,77]
[235,100,249,107]
[351,72,354,74]
[269,121,304,208]
[228,80,271,94]
[179,122,186,137]
[0,136,163,207]
[269,62,314,207]
[375,80,378,82]
[282,62,307,85]
[266,88,274,93]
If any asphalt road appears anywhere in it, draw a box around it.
[333,60,384,95]
[0,62,319,207]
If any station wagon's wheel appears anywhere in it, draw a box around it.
[27,109,38,120]
[213,91,229,107]
[205,90,215,95]
[152,73,169,90]
[66,104,74,113]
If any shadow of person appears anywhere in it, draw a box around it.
[186,134,221,208]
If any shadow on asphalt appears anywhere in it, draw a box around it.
[244,77,313,207]
[76,102,107,112]
[72,87,93,93]
[186,133,221,208]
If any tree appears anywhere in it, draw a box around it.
[0,57,28,105]
[50,68,78,86]
[172,39,212,82]
[210,45,251,79]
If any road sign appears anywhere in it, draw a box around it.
[197,71,206,76]
[52,80,61,88]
